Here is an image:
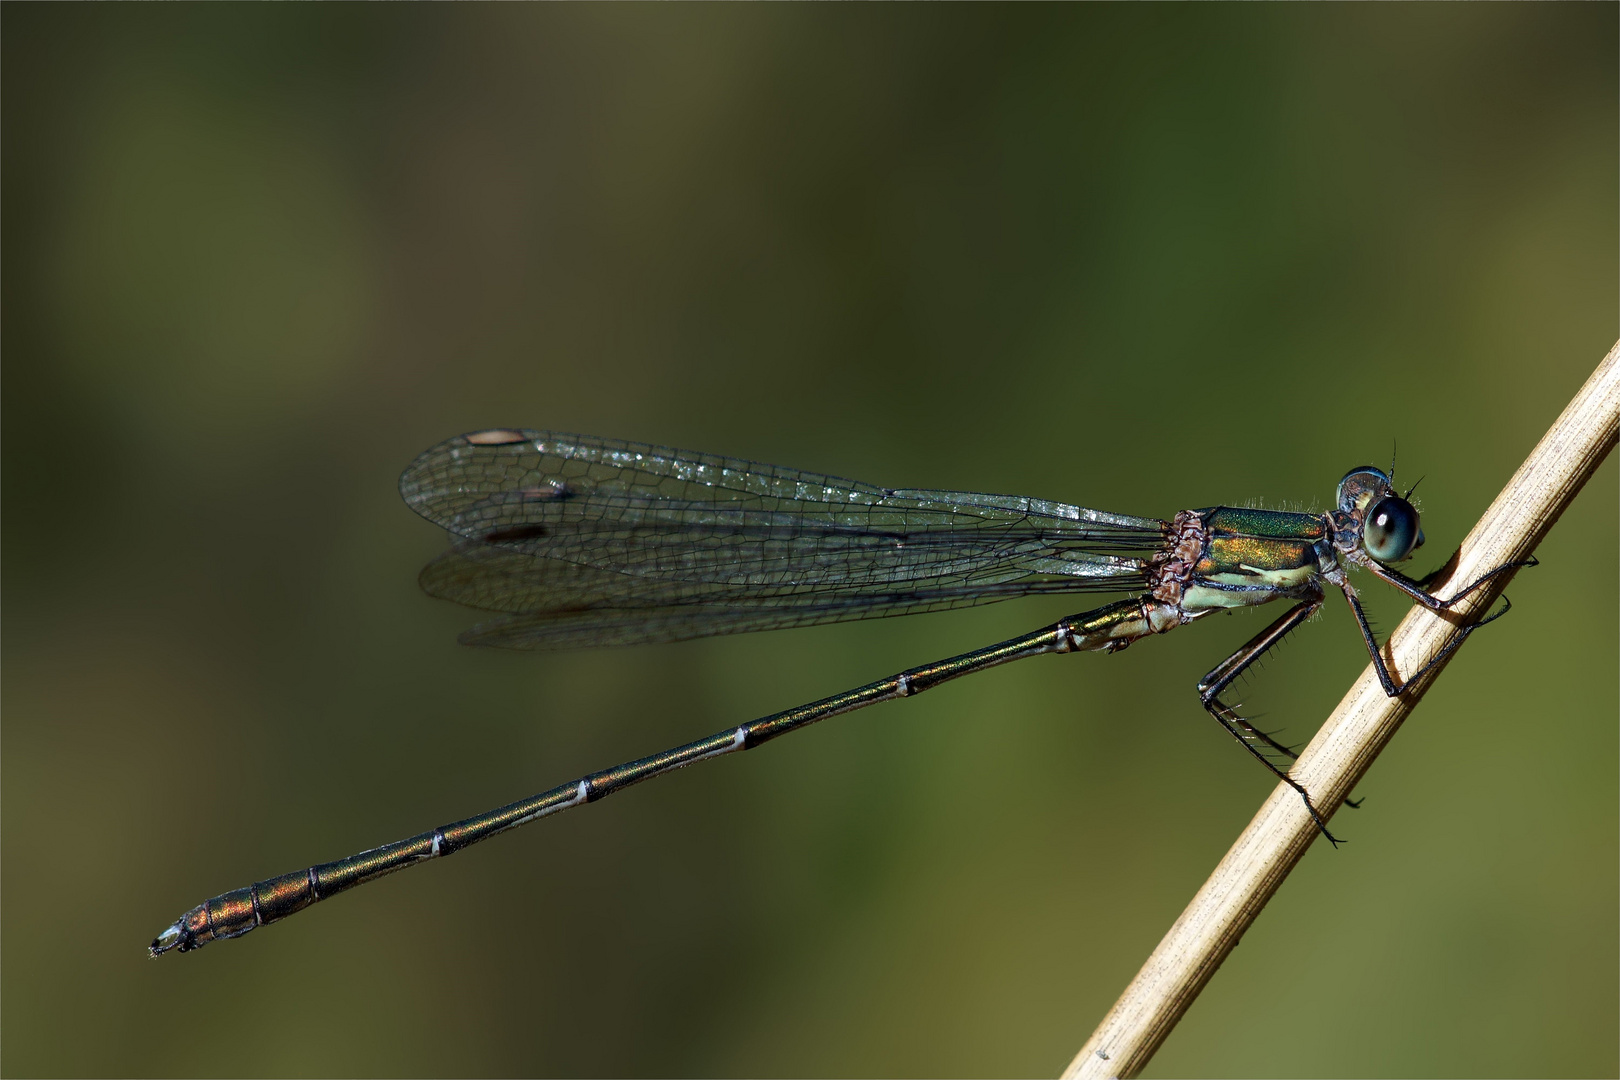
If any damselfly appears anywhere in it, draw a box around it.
[150,429,1524,956]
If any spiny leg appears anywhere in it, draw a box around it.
[1195,596,1345,844]
[1340,585,1515,698]
[1335,545,1535,696]
[1368,554,1536,613]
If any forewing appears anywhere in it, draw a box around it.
[402,429,1163,649]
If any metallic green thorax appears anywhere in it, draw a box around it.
[1201,506,1326,542]
[1177,507,1333,613]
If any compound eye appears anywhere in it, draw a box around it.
[1337,466,1390,513]
[1363,496,1420,563]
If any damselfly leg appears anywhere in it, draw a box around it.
[1194,594,1344,842]
[1339,557,1536,697]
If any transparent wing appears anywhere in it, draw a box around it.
[418,535,1150,649]
[400,429,1165,649]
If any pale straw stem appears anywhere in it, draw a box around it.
[1065,339,1620,1080]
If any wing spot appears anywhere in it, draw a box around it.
[484,524,548,544]
[465,429,529,446]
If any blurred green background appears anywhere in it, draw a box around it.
[3,6,1614,1077]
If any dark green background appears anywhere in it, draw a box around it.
[3,6,1614,1077]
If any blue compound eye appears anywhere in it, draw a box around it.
[1336,466,1390,513]
[1363,495,1421,563]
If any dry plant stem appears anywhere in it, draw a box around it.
[1064,340,1620,1080]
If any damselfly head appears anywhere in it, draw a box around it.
[1338,466,1422,563]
